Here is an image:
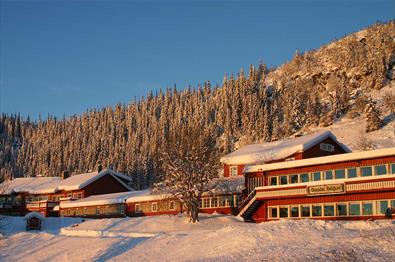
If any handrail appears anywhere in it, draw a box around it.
[238,189,256,210]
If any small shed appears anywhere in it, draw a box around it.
[24,212,44,231]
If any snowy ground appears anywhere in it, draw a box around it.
[1,214,394,262]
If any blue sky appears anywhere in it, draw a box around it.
[1,1,394,120]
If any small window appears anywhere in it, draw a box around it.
[211,197,218,208]
[374,165,387,176]
[285,157,295,162]
[280,176,288,185]
[290,206,299,217]
[337,203,347,216]
[290,175,298,184]
[77,193,83,199]
[312,172,321,181]
[391,163,395,174]
[347,168,357,178]
[324,170,333,180]
[391,200,395,208]
[152,202,158,212]
[349,203,361,216]
[135,204,141,213]
[96,207,100,215]
[279,207,288,218]
[312,205,322,217]
[301,206,311,217]
[120,205,125,214]
[269,176,278,186]
[269,207,278,218]
[361,166,372,177]
[335,169,345,179]
[324,204,335,216]
[377,200,388,214]
[230,166,238,177]
[320,143,334,152]
[169,201,176,211]
[203,198,210,208]
[300,173,309,183]
[362,202,373,216]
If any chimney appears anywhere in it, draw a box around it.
[98,164,102,172]
[62,171,70,180]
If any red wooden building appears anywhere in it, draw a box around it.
[238,148,395,222]
[220,131,350,178]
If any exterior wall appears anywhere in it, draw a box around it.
[84,173,129,197]
[127,199,182,217]
[223,164,245,177]
[60,203,126,218]
[302,137,348,159]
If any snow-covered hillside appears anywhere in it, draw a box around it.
[1,214,394,261]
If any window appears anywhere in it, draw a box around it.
[152,202,158,212]
[312,172,321,181]
[347,168,357,178]
[169,201,176,211]
[361,166,372,177]
[377,200,388,214]
[280,176,288,185]
[203,198,210,208]
[324,204,335,216]
[349,203,361,216]
[77,193,83,199]
[120,205,125,214]
[362,202,373,216]
[226,196,234,207]
[230,166,238,177]
[374,165,387,176]
[392,200,395,208]
[290,175,298,184]
[269,207,278,218]
[96,207,100,215]
[211,197,218,208]
[301,206,311,217]
[269,176,278,186]
[335,169,345,179]
[391,163,395,174]
[279,207,288,218]
[320,143,334,152]
[300,173,309,183]
[285,157,295,162]
[72,193,78,199]
[290,206,299,217]
[337,203,347,216]
[324,170,333,180]
[312,205,322,217]
[67,193,72,198]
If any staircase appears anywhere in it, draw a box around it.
[237,189,264,222]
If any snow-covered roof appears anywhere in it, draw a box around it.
[24,212,45,220]
[31,169,133,194]
[220,131,351,166]
[60,191,137,208]
[245,147,395,173]
[0,177,61,195]
[125,189,170,203]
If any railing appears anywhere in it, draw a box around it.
[238,189,256,210]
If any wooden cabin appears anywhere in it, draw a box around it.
[238,148,395,222]
[220,131,350,178]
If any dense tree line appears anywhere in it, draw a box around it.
[0,21,394,186]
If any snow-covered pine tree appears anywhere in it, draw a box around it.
[365,98,382,132]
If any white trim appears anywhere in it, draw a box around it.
[245,148,395,173]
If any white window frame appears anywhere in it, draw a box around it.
[230,166,238,177]
[135,203,141,213]
[268,206,279,219]
[151,202,158,212]
[320,143,334,152]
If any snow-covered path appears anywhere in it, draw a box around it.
[1,214,394,261]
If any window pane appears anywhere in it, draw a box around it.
[377,200,388,214]
[324,205,335,216]
[290,175,298,184]
[291,206,299,217]
[312,172,321,181]
[349,203,361,216]
[312,205,322,217]
[270,177,278,186]
[270,207,278,218]
[375,165,387,176]
[337,203,347,216]
[279,207,288,218]
[347,168,357,178]
[300,173,309,183]
[325,171,333,180]
[301,206,310,217]
[280,176,288,185]
[391,163,395,174]
[392,200,395,208]
[362,203,373,215]
[361,166,372,177]
[335,169,345,179]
